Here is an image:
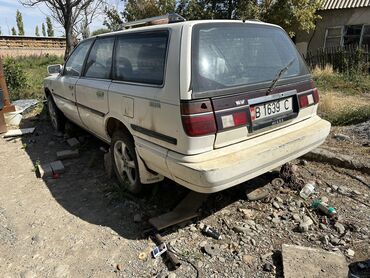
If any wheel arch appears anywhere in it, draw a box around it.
[105,117,133,141]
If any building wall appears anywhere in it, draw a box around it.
[0,36,66,57]
[296,7,370,55]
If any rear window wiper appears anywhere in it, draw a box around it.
[266,57,296,95]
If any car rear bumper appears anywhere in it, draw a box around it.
[164,116,330,193]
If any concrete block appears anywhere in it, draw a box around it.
[66,137,80,149]
[282,244,348,278]
[56,149,79,160]
[50,160,65,174]
[37,163,53,178]
[104,151,113,179]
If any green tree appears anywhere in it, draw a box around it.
[35,25,40,36]
[16,10,25,36]
[262,0,322,37]
[123,0,176,22]
[11,27,17,36]
[46,16,54,37]
[41,23,46,36]
[104,7,123,31]
[0,27,2,35]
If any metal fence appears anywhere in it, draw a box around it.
[304,45,370,73]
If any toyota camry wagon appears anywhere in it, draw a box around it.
[44,14,331,194]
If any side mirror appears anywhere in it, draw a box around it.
[47,64,62,75]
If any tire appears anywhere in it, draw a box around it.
[111,130,143,194]
[47,95,65,131]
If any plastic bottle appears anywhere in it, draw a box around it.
[312,199,337,218]
[300,182,315,200]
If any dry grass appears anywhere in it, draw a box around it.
[312,64,334,78]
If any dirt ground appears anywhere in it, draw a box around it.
[0,108,369,278]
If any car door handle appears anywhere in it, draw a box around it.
[96,91,104,97]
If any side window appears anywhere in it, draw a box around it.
[64,40,92,77]
[114,32,168,85]
[84,37,115,79]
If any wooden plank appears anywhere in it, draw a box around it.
[3,127,35,138]
[149,191,208,231]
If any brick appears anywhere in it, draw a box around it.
[50,160,65,174]
[66,137,80,149]
[37,163,53,178]
[56,149,79,160]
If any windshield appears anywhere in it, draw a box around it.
[192,23,309,93]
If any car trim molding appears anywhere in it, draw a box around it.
[131,124,177,145]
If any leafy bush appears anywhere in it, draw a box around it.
[3,58,28,100]
[3,55,64,101]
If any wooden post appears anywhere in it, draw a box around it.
[0,57,15,113]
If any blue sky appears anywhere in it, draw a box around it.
[0,0,124,37]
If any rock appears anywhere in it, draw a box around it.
[263,262,274,272]
[346,249,355,257]
[330,237,345,246]
[334,222,346,234]
[219,257,226,263]
[331,184,339,191]
[321,196,329,204]
[199,240,207,248]
[189,226,197,232]
[233,225,250,233]
[246,187,270,201]
[54,265,70,278]
[197,261,203,268]
[238,208,254,219]
[282,244,348,278]
[272,201,280,209]
[292,214,300,222]
[299,159,308,166]
[198,223,205,230]
[320,223,328,230]
[21,270,36,278]
[242,255,255,266]
[272,217,280,224]
[334,133,351,141]
[250,238,256,246]
[320,235,329,245]
[299,218,313,232]
[167,273,176,278]
[133,214,142,223]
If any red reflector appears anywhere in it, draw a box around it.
[299,94,309,108]
[182,114,217,136]
[313,88,319,103]
[233,111,247,126]
[249,107,256,121]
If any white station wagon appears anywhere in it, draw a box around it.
[44,14,331,194]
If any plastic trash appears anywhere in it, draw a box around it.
[300,182,315,199]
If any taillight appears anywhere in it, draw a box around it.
[299,81,319,109]
[181,100,217,136]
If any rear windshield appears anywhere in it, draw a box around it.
[192,23,309,93]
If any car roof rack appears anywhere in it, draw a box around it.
[121,13,186,29]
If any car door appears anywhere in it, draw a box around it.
[75,36,115,140]
[52,39,93,126]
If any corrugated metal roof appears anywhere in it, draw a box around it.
[323,0,370,10]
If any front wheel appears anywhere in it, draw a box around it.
[111,130,143,194]
[47,95,65,131]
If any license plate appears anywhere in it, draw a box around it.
[251,98,293,121]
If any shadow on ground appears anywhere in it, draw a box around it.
[15,104,276,241]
